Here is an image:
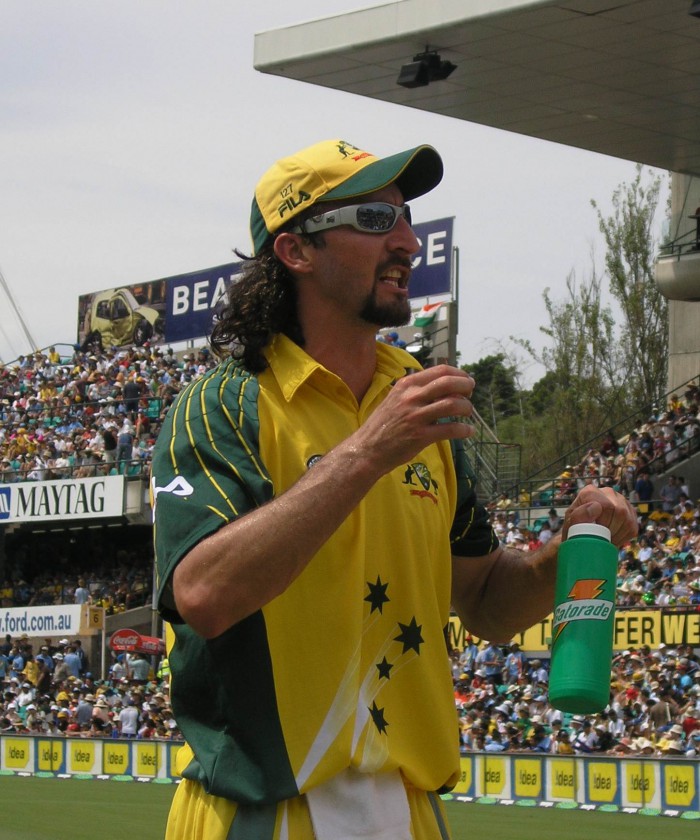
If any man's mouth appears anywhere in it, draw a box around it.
[379,268,409,289]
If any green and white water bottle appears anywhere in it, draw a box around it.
[548,523,617,714]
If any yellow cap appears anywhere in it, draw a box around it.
[250,138,442,253]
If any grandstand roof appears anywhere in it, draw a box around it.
[254,0,700,176]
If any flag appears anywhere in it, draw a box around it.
[412,302,442,327]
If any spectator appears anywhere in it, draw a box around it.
[116,421,134,471]
[475,640,505,687]
[503,642,528,685]
[127,652,150,684]
[660,475,682,513]
[552,728,574,754]
[458,636,479,678]
[117,696,140,738]
[62,646,81,679]
[572,720,599,753]
[74,578,91,605]
[634,470,654,508]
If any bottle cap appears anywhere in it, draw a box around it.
[567,523,611,541]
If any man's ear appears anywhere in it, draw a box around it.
[273,232,314,275]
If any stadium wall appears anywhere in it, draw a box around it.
[0,734,180,780]
[2,735,698,816]
[451,752,699,814]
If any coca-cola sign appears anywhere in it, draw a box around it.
[109,628,165,655]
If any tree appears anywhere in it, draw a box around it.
[508,166,668,477]
[514,270,624,461]
[462,353,518,433]
[592,165,668,410]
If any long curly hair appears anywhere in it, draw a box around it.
[209,224,325,373]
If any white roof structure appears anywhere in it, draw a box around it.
[254,0,700,177]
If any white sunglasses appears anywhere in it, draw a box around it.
[291,202,412,235]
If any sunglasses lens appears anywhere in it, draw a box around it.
[356,204,398,231]
[355,203,410,232]
[298,203,411,235]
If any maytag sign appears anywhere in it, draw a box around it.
[0,476,125,523]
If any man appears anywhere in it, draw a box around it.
[51,652,70,683]
[75,692,95,729]
[503,642,527,685]
[62,645,81,679]
[475,640,505,686]
[116,421,134,470]
[538,521,554,545]
[547,508,562,533]
[73,639,89,675]
[117,694,140,738]
[35,645,54,675]
[648,686,679,730]
[127,651,150,683]
[526,723,552,753]
[553,728,575,755]
[458,636,479,678]
[634,469,654,508]
[660,475,681,513]
[572,719,599,753]
[9,645,25,680]
[74,579,91,605]
[152,139,636,839]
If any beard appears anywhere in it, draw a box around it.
[358,293,411,328]
[358,259,412,327]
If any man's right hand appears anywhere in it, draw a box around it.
[352,365,476,475]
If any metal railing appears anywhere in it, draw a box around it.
[0,458,151,484]
[463,407,522,504]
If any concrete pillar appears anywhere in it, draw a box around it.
[663,173,700,393]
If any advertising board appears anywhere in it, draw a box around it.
[75,217,455,347]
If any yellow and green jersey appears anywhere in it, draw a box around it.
[152,334,497,805]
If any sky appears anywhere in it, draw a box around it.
[0,1,663,384]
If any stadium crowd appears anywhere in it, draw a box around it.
[546,380,700,504]
[490,495,700,609]
[0,342,217,483]
[1,343,700,755]
[451,639,700,757]
[0,635,179,740]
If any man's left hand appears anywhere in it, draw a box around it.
[562,486,637,547]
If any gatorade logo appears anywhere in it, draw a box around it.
[553,579,613,640]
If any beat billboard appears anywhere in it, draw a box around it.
[76,217,453,348]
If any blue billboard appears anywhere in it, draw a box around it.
[408,216,454,299]
[77,217,454,348]
[164,262,242,343]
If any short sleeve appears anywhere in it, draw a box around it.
[151,364,274,622]
[449,438,499,558]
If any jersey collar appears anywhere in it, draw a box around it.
[263,334,421,403]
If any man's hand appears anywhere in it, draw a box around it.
[562,485,638,546]
[352,365,475,474]
[451,486,637,643]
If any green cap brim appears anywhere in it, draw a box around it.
[322,145,443,203]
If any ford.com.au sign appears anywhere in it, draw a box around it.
[0,476,125,523]
[77,216,454,347]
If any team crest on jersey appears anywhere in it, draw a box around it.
[402,462,438,504]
